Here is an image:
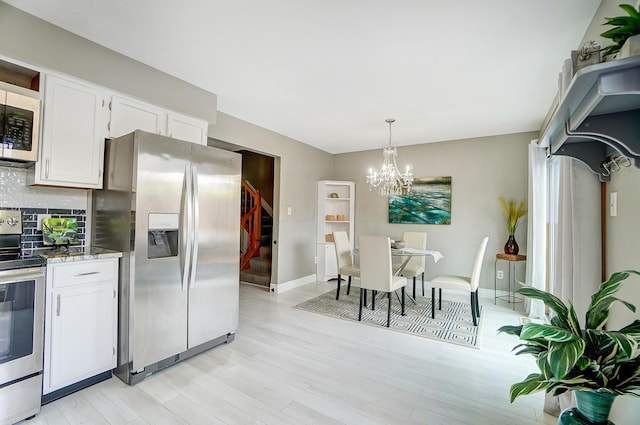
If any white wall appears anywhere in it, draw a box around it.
[604,165,640,424]
[333,132,533,290]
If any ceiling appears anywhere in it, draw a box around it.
[2,0,600,154]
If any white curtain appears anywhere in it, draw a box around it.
[549,156,602,323]
[543,155,602,416]
[525,140,547,319]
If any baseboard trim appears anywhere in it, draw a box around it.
[269,274,317,294]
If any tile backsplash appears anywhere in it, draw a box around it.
[20,208,87,254]
[0,207,87,255]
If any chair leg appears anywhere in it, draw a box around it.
[421,272,425,296]
[431,288,435,319]
[412,276,416,299]
[359,289,363,321]
[347,276,352,295]
[336,274,341,300]
[372,290,376,310]
[470,292,478,326]
[438,288,442,310]
[401,286,405,316]
[475,289,481,318]
[387,292,392,327]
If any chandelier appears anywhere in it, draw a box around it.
[366,118,413,196]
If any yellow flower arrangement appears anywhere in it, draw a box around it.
[498,197,527,236]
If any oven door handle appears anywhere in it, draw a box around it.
[0,267,45,283]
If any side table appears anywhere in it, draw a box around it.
[494,253,526,310]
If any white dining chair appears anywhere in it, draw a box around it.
[429,236,489,326]
[332,231,360,300]
[358,236,407,327]
[393,231,427,298]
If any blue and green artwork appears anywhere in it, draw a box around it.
[388,176,451,224]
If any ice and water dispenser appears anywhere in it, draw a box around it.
[147,213,179,259]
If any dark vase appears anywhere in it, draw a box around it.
[558,390,616,424]
[504,235,519,255]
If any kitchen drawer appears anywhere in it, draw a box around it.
[50,259,117,289]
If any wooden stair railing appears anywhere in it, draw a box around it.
[241,179,262,270]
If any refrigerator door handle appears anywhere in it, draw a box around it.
[182,164,193,292]
[189,165,200,289]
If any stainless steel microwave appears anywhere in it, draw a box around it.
[0,82,41,165]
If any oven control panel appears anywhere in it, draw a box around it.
[0,209,22,234]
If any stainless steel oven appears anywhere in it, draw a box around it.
[0,210,45,425]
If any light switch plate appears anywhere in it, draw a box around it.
[610,192,618,217]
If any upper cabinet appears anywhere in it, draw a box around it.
[539,55,640,181]
[166,111,209,145]
[27,73,210,189]
[109,95,208,145]
[28,74,107,189]
[108,95,167,138]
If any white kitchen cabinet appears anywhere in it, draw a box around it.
[43,257,118,396]
[316,180,355,281]
[28,74,107,189]
[167,111,208,144]
[109,95,208,144]
[108,95,167,138]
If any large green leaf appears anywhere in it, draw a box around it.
[548,376,599,395]
[605,331,638,360]
[520,323,576,342]
[510,373,548,402]
[548,338,586,379]
[606,357,640,392]
[619,320,640,339]
[517,286,569,319]
[586,271,639,329]
[619,3,640,20]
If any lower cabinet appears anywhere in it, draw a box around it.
[43,258,118,399]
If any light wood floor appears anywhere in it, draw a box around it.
[22,282,557,425]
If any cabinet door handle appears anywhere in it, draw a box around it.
[113,290,116,298]
[74,271,100,277]
[45,159,50,179]
[56,294,61,316]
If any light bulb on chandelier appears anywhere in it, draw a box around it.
[366,118,413,196]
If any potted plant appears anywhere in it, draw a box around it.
[497,197,527,255]
[601,3,640,58]
[498,270,640,424]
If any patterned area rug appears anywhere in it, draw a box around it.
[294,287,483,349]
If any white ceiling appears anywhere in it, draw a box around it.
[3,0,600,154]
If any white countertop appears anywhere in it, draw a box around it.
[35,246,122,263]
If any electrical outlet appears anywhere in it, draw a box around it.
[314,256,318,264]
[497,270,504,279]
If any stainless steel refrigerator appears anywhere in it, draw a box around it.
[92,130,241,385]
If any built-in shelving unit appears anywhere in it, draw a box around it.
[539,55,640,181]
[316,180,355,281]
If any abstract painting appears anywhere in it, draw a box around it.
[388,176,451,224]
